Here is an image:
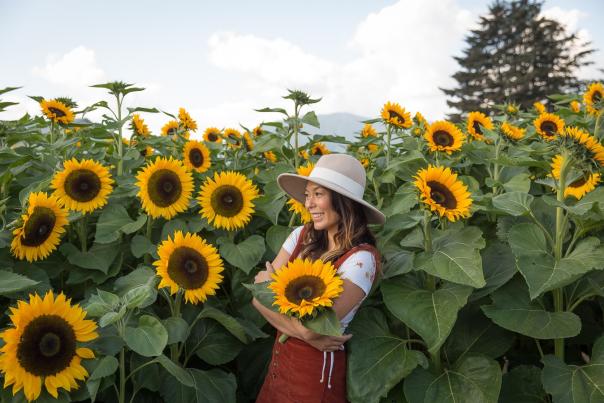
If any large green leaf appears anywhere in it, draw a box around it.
[62,242,121,273]
[155,355,194,387]
[195,306,248,342]
[265,225,291,255]
[541,336,604,403]
[0,270,39,295]
[217,235,265,274]
[381,183,418,217]
[189,368,236,403]
[191,320,243,365]
[89,356,118,380]
[425,355,502,403]
[382,277,472,354]
[481,277,581,339]
[113,266,157,308]
[94,205,146,244]
[492,191,534,216]
[499,365,547,403]
[254,194,285,225]
[471,240,516,300]
[565,187,604,216]
[303,309,342,337]
[347,308,426,403]
[124,315,168,357]
[508,223,548,256]
[418,226,486,288]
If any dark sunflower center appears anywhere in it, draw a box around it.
[48,107,66,118]
[593,91,602,103]
[284,275,326,304]
[570,176,588,188]
[472,121,483,135]
[210,185,244,217]
[17,315,76,376]
[148,169,183,207]
[167,246,208,289]
[64,169,102,202]
[189,149,204,167]
[388,111,405,124]
[427,181,457,208]
[21,207,56,247]
[229,135,240,146]
[168,128,177,135]
[313,147,323,156]
[433,130,454,146]
[541,121,557,136]
[208,133,219,142]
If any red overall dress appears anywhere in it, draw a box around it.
[256,226,380,403]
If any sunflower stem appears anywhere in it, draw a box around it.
[119,347,126,403]
[594,109,603,139]
[492,138,502,196]
[170,291,183,362]
[79,216,88,252]
[50,120,56,146]
[144,216,153,265]
[386,124,392,166]
[117,94,124,176]
[293,104,300,169]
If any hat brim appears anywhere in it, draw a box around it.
[277,173,385,225]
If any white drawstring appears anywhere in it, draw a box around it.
[327,351,334,389]
[320,351,327,384]
[319,351,335,389]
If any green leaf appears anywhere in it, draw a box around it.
[303,309,342,337]
[502,172,531,193]
[114,266,158,308]
[163,317,189,345]
[471,240,516,300]
[254,194,285,225]
[189,368,237,403]
[218,235,265,274]
[425,355,502,403]
[191,320,243,365]
[499,365,547,403]
[243,282,279,312]
[265,225,291,255]
[89,356,118,380]
[155,355,194,387]
[130,235,156,258]
[64,242,120,273]
[481,277,581,339]
[565,187,604,216]
[541,336,604,403]
[382,278,472,354]
[492,191,534,216]
[124,315,168,357]
[301,111,320,128]
[255,107,288,115]
[0,270,39,295]
[347,308,425,403]
[381,183,418,217]
[94,205,146,244]
[195,306,248,343]
[508,223,548,256]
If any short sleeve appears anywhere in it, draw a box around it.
[337,250,376,295]
[282,226,304,254]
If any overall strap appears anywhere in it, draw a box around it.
[288,225,308,262]
[333,243,382,273]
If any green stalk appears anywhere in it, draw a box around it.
[79,216,88,252]
[423,209,440,373]
[594,109,603,139]
[119,347,126,403]
[144,216,153,265]
[492,138,502,196]
[386,124,392,166]
[293,104,300,169]
[170,291,183,362]
[50,120,56,145]
[117,94,124,176]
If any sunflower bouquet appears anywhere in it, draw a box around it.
[252,257,344,343]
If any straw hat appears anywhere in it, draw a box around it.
[277,153,385,225]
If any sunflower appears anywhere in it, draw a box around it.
[178,108,198,131]
[381,102,412,129]
[136,157,193,219]
[414,165,472,222]
[414,111,428,127]
[154,231,224,304]
[561,126,604,167]
[0,291,97,401]
[500,122,525,141]
[570,101,581,113]
[253,126,264,137]
[584,82,603,116]
[40,99,74,125]
[224,128,242,149]
[198,171,259,230]
[183,140,211,173]
[264,151,278,163]
[286,163,314,223]
[243,131,254,151]
[424,121,465,154]
[299,149,309,160]
[203,127,222,143]
[131,114,150,137]
[466,111,493,141]
[311,142,330,156]
[360,158,370,168]
[11,192,68,263]
[551,154,601,199]
[161,120,179,137]
[534,102,546,114]
[269,258,343,318]
[51,159,114,214]
[533,113,564,141]
[506,103,519,114]
[361,123,377,138]
[367,143,379,153]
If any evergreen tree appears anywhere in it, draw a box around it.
[441,0,594,121]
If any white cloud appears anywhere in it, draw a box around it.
[32,46,106,87]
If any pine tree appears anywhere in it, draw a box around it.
[441,0,594,121]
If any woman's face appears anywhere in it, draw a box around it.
[304,182,340,232]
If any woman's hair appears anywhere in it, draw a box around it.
[298,188,378,266]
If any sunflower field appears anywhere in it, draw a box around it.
[0,81,603,403]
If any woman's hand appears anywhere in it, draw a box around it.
[254,261,275,284]
[304,333,353,352]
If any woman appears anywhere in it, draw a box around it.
[253,153,385,403]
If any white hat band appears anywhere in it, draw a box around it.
[309,167,364,198]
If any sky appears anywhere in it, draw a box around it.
[1,0,603,137]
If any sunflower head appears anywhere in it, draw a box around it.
[264,151,278,163]
[51,159,114,214]
[381,102,412,129]
[224,128,242,149]
[269,258,343,318]
[367,143,379,153]
[534,102,546,114]
[570,101,581,113]
[203,127,222,143]
[131,114,150,137]
[500,122,525,141]
[286,163,314,222]
[136,157,194,219]
[414,111,428,127]
[466,112,493,141]
[0,291,97,401]
[161,120,179,137]
[505,103,519,114]
[551,154,601,199]
[533,113,564,141]
[424,121,465,154]
[183,141,211,173]
[11,192,68,262]
[414,165,473,222]
[311,142,330,156]
[40,99,75,125]
[253,126,264,137]
[198,171,260,231]
[154,231,224,304]
[361,123,377,138]
[299,149,309,160]
[560,126,604,167]
[583,82,603,116]
[243,132,254,151]
[178,108,198,131]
